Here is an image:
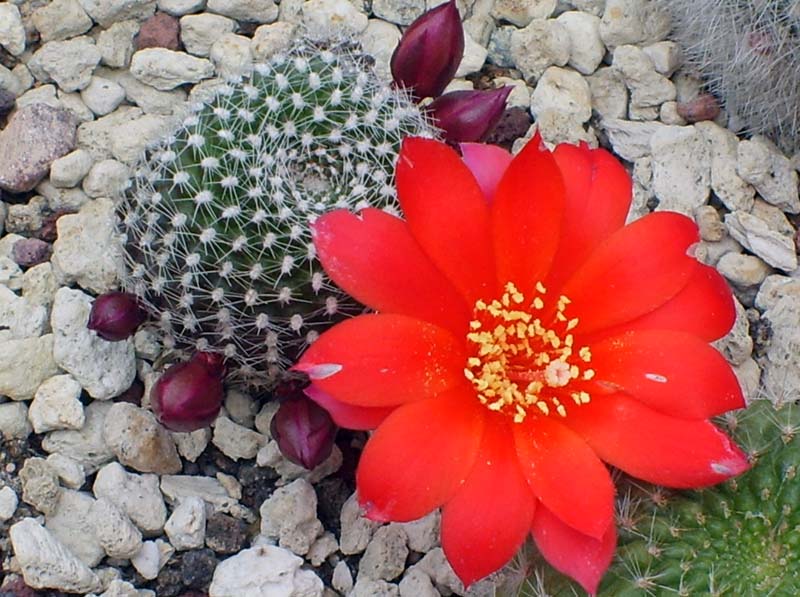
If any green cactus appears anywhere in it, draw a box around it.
[506,399,800,596]
[120,39,436,386]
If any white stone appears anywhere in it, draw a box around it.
[695,121,755,212]
[46,453,86,490]
[112,113,175,164]
[350,578,400,597]
[93,462,167,535]
[493,77,530,109]
[761,296,800,403]
[756,275,800,312]
[734,357,761,404]
[372,0,425,26]
[301,0,369,39]
[131,49,215,90]
[0,286,48,339]
[713,297,752,366]
[340,492,380,555]
[90,497,143,559]
[29,37,102,92]
[104,402,182,474]
[724,210,798,272]
[180,14,237,57]
[20,457,62,515]
[491,0,555,27]
[0,3,25,56]
[212,415,266,461]
[77,105,143,159]
[531,66,592,123]
[82,158,131,198]
[101,67,187,114]
[172,427,211,462]
[207,0,278,22]
[0,335,59,400]
[52,198,126,294]
[613,44,676,111]
[510,19,570,81]
[586,67,628,121]
[454,31,487,78]
[0,485,18,521]
[77,0,156,28]
[332,560,354,594]
[29,374,85,433]
[81,77,126,117]
[208,544,324,597]
[556,11,603,75]
[260,478,323,555]
[51,287,136,399]
[251,21,297,62]
[599,0,670,50]
[411,548,463,596]
[224,389,258,428]
[160,474,238,512]
[58,91,96,124]
[650,125,710,215]
[0,402,31,439]
[46,490,105,567]
[22,263,59,308]
[95,580,142,597]
[307,531,338,566]
[42,401,115,474]
[642,41,682,77]
[717,253,770,288]
[487,25,515,68]
[97,20,140,68]
[399,510,440,553]
[10,518,101,593]
[210,33,254,79]
[359,524,409,581]
[50,149,94,188]
[32,0,93,42]
[164,496,207,550]
[737,137,800,214]
[399,569,438,597]
[158,0,206,16]
[131,539,173,580]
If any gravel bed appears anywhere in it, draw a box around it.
[0,0,798,596]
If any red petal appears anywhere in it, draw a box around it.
[295,314,465,407]
[617,264,736,342]
[396,137,497,303]
[565,393,750,488]
[460,142,513,202]
[547,143,632,290]
[590,330,744,419]
[304,385,392,431]
[441,418,536,586]
[513,415,614,539]
[357,385,484,522]
[563,212,699,336]
[491,134,565,297]
[532,502,616,596]
[312,208,469,336]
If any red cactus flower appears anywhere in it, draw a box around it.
[390,0,464,99]
[151,351,226,432]
[87,291,146,341]
[296,137,749,593]
[428,87,513,143]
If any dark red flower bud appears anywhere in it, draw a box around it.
[151,352,226,432]
[271,395,337,470]
[87,292,147,341]
[390,0,464,99]
[427,87,512,143]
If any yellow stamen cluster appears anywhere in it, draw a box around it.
[464,281,594,423]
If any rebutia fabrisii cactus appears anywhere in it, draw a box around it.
[660,0,800,152]
[506,399,800,596]
[120,39,436,386]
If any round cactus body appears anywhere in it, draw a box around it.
[660,0,800,152]
[511,399,800,596]
[121,40,436,386]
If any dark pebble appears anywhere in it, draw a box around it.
[11,237,52,267]
[205,511,248,554]
[316,476,353,536]
[0,578,37,597]
[180,549,217,590]
[154,567,185,597]
[114,378,144,406]
[136,12,181,51]
[34,211,67,242]
[238,463,278,509]
[676,93,721,123]
[484,107,532,150]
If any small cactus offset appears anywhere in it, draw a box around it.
[120,39,436,386]
[511,399,800,596]
[659,0,800,152]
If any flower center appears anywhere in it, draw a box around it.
[464,281,594,423]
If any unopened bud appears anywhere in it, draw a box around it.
[427,87,512,143]
[87,292,146,341]
[271,394,337,470]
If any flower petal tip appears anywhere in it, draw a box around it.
[291,362,343,380]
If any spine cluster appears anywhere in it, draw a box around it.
[120,39,436,386]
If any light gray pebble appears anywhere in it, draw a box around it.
[50,149,94,188]
[80,77,127,117]
[45,489,105,567]
[0,402,32,440]
[180,14,237,57]
[29,374,86,433]
[93,462,167,535]
[91,497,143,559]
[32,0,93,42]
